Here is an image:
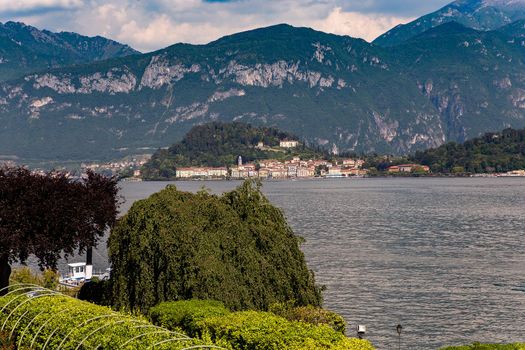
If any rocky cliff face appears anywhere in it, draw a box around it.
[0,25,448,160]
[393,21,525,145]
[0,23,524,160]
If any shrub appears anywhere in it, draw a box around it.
[200,311,373,350]
[150,302,374,350]
[109,180,322,312]
[9,267,59,289]
[78,278,112,306]
[0,288,218,349]
[440,343,525,350]
[150,300,230,337]
[270,301,346,334]
[9,267,79,297]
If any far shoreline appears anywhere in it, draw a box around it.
[133,174,525,182]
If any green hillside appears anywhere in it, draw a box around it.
[391,21,525,143]
[411,127,525,173]
[0,21,139,81]
[141,122,327,180]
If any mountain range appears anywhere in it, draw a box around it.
[374,0,525,46]
[0,22,139,82]
[2,0,525,161]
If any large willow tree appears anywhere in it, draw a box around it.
[109,180,322,312]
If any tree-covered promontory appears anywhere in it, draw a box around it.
[108,180,322,312]
[411,128,525,174]
[141,122,328,179]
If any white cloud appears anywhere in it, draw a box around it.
[118,15,186,50]
[0,0,81,12]
[313,7,413,42]
[0,0,417,52]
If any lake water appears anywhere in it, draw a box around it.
[59,178,525,349]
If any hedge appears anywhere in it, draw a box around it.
[269,302,346,334]
[150,300,231,337]
[0,285,221,349]
[201,311,373,350]
[440,344,525,350]
[150,301,374,350]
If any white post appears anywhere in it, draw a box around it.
[86,247,93,279]
[85,265,93,280]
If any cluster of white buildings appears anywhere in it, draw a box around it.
[326,159,367,177]
[175,157,366,179]
[231,157,320,179]
[81,155,151,177]
[176,167,229,178]
[387,164,431,173]
[498,169,525,177]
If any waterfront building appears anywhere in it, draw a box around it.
[297,167,315,178]
[176,167,228,178]
[388,164,430,173]
[287,165,298,177]
[342,159,356,167]
[207,167,228,177]
[176,168,195,178]
[328,167,343,176]
[269,168,288,178]
[387,166,400,173]
[258,168,270,178]
[230,168,241,178]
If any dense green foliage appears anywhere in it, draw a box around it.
[142,122,328,180]
[149,300,230,337]
[8,267,59,291]
[269,302,346,334]
[149,301,373,350]
[0,288,216,349]
[190,310,372,350]
[440,343,525,350]
[109,180,322,312]
[77,278,112,306]
[0,21,138,81]
[411,128,525,173]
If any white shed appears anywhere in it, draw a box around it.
[67,262,93,280]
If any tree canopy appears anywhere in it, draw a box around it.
[109,180,322,312]
[0,167,119,294]
[141,122,329,180]
[411,128,525,173]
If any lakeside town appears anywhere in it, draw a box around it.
[3,137,525,180]
[4,154,525,180]
[176,157,369,179]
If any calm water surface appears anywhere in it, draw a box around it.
[62,178,525,349]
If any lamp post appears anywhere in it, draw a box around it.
[396,324,403,350]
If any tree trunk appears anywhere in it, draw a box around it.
[0,254,11,296]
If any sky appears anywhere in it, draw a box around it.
[0,0,453,52]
